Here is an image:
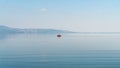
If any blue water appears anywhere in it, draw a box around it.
[0,34,120,68]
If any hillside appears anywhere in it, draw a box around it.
[0,25,73,34]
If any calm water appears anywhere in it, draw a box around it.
[1,34,120,68]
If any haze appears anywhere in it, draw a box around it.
[0,0,120,32]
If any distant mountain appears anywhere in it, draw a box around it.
[0,25,73,34]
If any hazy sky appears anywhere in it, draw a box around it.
[0,0,120,32]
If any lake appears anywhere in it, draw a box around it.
[0,34,120,68]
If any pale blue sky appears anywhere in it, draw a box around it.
[0,0,120,32]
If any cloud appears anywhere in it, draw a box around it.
[40,8,48,12]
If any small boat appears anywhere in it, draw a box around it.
[57,34,62,37]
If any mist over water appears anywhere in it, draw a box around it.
[1,34,120,68]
